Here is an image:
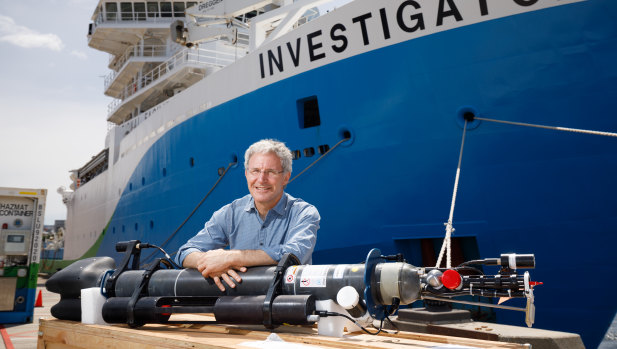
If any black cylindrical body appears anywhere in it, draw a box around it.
[113,265,367,302]
[213,295,315,325]
[102,297,172,324]
[145,267,276,297]
[346,299,367,318]
[114,270,146,297]
[109,262,422,323]
[500,254,535,269]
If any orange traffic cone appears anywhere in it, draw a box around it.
[35,289,43,307]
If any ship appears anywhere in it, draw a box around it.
[49,0,617,347]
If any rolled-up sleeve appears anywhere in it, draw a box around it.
[175,205,230,266]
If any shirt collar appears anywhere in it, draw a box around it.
[271,192,288,216]
[244,192,288,216]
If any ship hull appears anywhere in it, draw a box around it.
[63,0,617,347]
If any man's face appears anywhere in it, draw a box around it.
[245,152,290,211]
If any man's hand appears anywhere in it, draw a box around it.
[185,249,246,291]
[183,249,277,291]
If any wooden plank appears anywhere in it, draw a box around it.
[38,316,527,349]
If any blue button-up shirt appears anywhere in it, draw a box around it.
[175,192,320,266]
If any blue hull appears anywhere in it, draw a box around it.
[95,1,617,347]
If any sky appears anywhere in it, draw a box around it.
[0,0,350,226]
[0,0,110,225]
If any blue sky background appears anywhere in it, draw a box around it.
[0,0,349,225]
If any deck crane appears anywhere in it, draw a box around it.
[173,0,329,51]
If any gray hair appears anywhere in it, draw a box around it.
[244,139,293,173]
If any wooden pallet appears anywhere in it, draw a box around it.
[37,315,528,349]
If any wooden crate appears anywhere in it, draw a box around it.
[37,315,527,349]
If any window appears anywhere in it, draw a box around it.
[7,235,24,243]
[120,2,133,20]
[105,2,118,21]
[147,2,159,17]
[160,2,172,17]
[173,2,185,17]
[134,2,146,20]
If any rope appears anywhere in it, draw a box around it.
[433,115,616,269]
[288,137,350,184]
[435,120,468,269]
[475,117,617,138]
[141,161,236,266]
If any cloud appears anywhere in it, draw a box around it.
[70,50,87,59]
[0,15,64,51]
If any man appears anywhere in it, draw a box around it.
[175,139,320,291]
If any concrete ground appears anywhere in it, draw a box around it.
[1,277,60,349]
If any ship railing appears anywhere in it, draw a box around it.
[108,44,171,69]
[104,44,175,90]
[107,47,240,117]
[108,98,170,141]
[91,10,182,33]
[77,148,109,186]
[108,98,123,117]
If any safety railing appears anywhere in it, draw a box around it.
[105,45,172,90]
[109,44,169,67]
[107,47,241,117]
[91,10,181,33]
